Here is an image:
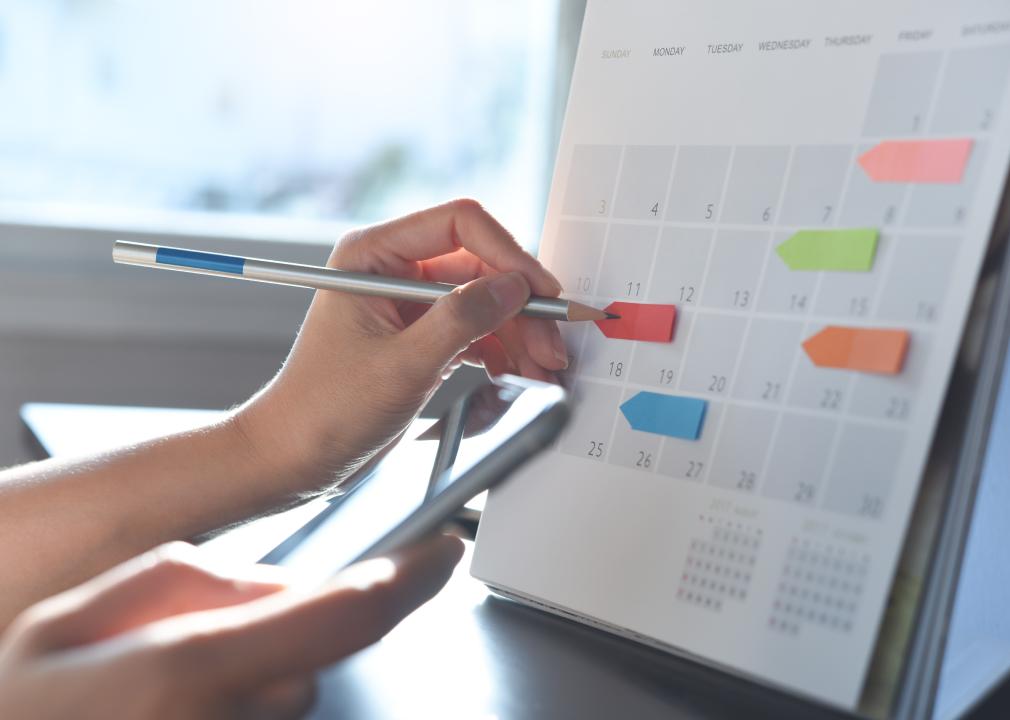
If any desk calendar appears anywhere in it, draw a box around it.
[474,0,1010,712]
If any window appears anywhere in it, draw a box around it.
[0,1,563,245]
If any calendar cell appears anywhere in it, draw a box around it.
[658,401,722,482]
[720,146,790,225]
[823,424,904,519]
[666,146,732,223]
[778,145,852,227]
[788,332,850,413]
[762,415,837,506]
[839,145,906,227]
[848,333,929,422]
[732,319,805,404]
[679,314,748,396]
[614,145,677,220]
[708,405,777,494]
[650,227,713,307]
[862,52,942,136]
[562,144,622,217]
[549,220,607,297]
[610,389,663,472]
[876,235,957,324]
[558,381,622,462]
[579,326,634,382]
[701,230,770,310]
[628,310,694,388]
[597,224,660,300]
[931,45,1010,133]
[758,232,818,315]
[905,142,986,228]
[814,235,892,319]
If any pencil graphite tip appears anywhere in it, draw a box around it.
[605,312,622,320]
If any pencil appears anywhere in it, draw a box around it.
[112,241,618,322]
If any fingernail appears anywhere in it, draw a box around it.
[546,271,564,296]
[487,272,530,314]
[551,326,569,369]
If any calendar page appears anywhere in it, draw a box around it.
[472,0,1010,709]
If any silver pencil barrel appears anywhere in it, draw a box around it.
[112,240,572,321]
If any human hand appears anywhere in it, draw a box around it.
[237,199,568,492]
[0,536,463,720]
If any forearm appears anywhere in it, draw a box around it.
[0,200,562,633]
[0,407,317,629]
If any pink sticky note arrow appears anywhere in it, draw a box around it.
[858,139,973,184]
[595,302,677,343]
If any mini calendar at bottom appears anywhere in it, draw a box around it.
[473,0,1010,710]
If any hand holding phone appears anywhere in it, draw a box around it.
[267,376,569,581]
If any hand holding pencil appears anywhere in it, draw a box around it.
[118,200,582,491]
[113,243,616,323]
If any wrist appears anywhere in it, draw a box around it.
[228,388,336,500]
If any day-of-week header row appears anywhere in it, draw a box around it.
[599,21,1009,61]
[601,36,864,60]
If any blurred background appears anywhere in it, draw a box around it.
[0,0,586,466]
[0,0,571,239]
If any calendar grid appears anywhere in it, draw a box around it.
[551,130,970,516]
[544,41,999,516]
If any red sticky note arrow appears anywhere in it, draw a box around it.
[858,139,973,184]
[802,326,909,375]
[595,302,677,343]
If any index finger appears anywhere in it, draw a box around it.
[357,198,562,298]
[160,535,464,689]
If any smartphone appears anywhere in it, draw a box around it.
[267,375,569,580]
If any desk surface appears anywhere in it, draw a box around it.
[20,401,1009,719]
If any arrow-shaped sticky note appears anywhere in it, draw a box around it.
[595,302,677,342]
[776,229,878,272]
[858,139,973,184]
[802,326,910,375]
[619,392,707,440]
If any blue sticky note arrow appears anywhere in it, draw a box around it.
[619,392,707,440]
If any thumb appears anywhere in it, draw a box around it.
[13,543,289,653]
[400,271,530,377]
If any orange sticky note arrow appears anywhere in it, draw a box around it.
[802,327,909,375]
[595,302,677,343]
[858,139,973,184]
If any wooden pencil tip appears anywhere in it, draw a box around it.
[566,300,616,322]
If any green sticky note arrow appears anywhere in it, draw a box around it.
[776,229,879,272]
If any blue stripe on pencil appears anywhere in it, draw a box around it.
[155,247,246,275]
